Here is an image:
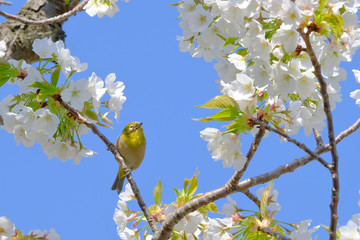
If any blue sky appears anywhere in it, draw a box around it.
[1,1,360,239]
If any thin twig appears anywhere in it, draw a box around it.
[335,118,360,143]
[298,27,339,240]
[226,126,266,188]
[0,0,89,25]
[0,0,12,5]
[243,189,260,208]
[51,94,159,233]
[259,227,292,240]
[153,117,360,239]
[254,120,332,170]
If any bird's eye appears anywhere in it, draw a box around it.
[129,125,134,130]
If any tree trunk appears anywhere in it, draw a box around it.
[0,0,79,63]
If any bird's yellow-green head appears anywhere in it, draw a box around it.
[121,121,146,148]
[122,121,144,135]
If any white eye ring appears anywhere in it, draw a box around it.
[129,125,134,130]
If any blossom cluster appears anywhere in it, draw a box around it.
[200,128,246,171]
[84,0,130,18]
[339,214,360,239]
[0,216,60,240]
[0,38,126,164]
[114,180,360,240]
[177,0,360,153]
[113,181,321,240]
[173,0,360,239]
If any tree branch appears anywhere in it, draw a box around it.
[0,0,89,25]
[51,94,159,233]
[335,118,360,143]
[153,118,360,239]
[243,189,260,208]
[298,27,339,240]
[227,126,266,188]
[259,227,292,240]
[0,0,12,5]
[253,120,331,170]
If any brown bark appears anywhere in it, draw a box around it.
[0,0,80,63]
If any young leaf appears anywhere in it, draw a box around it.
[96,122,114,129]
[0,59,18,87]
[196,95,240,111]
[194,109,239,122]
[223,115,251,134]
[153,179,163,206]
[222,37,239,48]
[173,188,180,196]
[40,87,57,95]
[29,81,50,90]
[323,14,344,41]
[206,202,218,213]
[85,110,100,122]
[187,174,198,197]
[183,178,191,191]
[260,181,274,219]
[51,67,61,87]
[183,171,199,196]
[322,225,329,233]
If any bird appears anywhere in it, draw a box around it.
[111,121,146,194]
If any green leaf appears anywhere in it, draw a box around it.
[85,110,100,122]
[183,171,199,196]
[173,188,180,196]
[207,202,218,212]
[96,122,113,129]
[183,178,191,191]
[29,81,49,90]
[323,14,344,41]
[40,85,57,95]
[223,115,251,134]
[170,231,180,240]
[64,0,70,4]
[0,59,18,87]
[260,181,274,218]
[314,0,328,19]
[51,67,61,87]
[222,37,239,48]
[153,179,163,206]
[187,174,198,197]
[318,0,328,12]
[236,48,248,57]
[322,225,329,233]
[194,109,239,122]
[196,95,240,111]
[339,5,346,15]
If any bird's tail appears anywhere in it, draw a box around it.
[111,173,125,195]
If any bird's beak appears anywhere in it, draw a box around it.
[136,122,143,129]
